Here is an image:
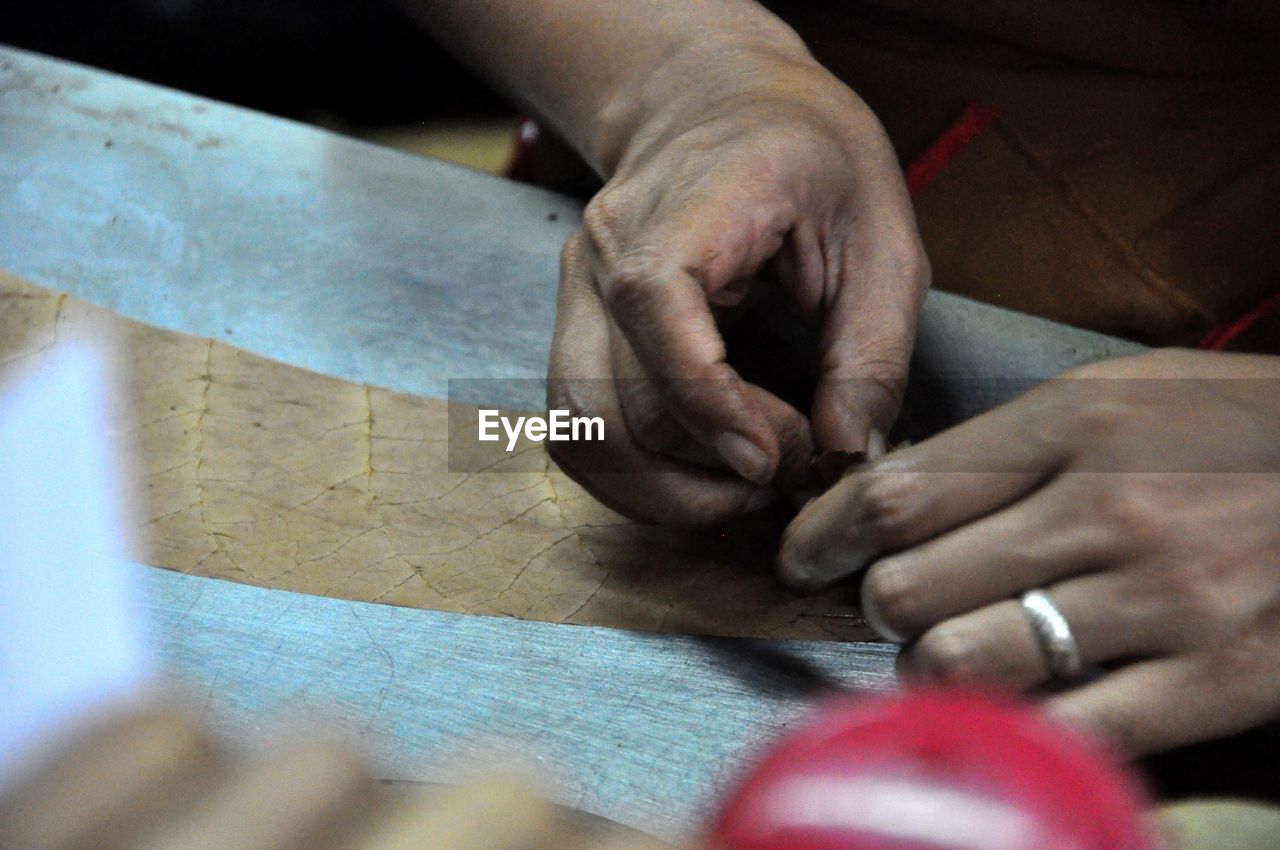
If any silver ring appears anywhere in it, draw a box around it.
[1020,589,1083,679]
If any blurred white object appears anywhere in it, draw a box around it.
[0,341,152,793]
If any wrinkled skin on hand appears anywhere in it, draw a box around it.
[779,349,1280,756]
[547,60,928,526]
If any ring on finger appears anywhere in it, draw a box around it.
[1020,588,1083,680]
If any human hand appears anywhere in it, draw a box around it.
[547,50,928,525]
[778,349,1280,755]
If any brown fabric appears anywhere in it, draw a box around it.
[0,272,873,641]
[767,1,1280,349]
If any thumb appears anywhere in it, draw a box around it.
[811,357,905,459]
[810,251,926,456]
[808,313,921,458]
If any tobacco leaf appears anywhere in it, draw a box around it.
[0,272,873,640]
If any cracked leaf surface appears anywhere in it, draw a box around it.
[0,273,873,640]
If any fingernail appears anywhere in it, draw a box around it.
[713,432,773,484]
[860,576,906,643]
[776,539,824,592]
[867,428,888,461]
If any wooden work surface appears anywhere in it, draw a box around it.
[1,272,871,641]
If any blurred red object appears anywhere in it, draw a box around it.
[504,117,541,184]
[710,689,1160,850]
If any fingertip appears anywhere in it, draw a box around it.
[778,475,888,591]
[775,504,852,593]
[712,431,776,485]
[811,380,874,454]
[776,530,826,593]
[861,574,907,644]
[811,363,906,455]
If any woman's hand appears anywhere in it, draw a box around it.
[779,349,1280,755]
[548,49,928,524]
[406,0,927,524]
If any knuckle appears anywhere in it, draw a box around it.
[1042,486,1116,555]
[851,357,910,402]
[863,560,928,637]
[1093,480,1167,551]
[1211,623,1280,689]
[857,472,923,541]
[1160,558,1256,643]
[602,262,663,318]
[912,622,985,682]
[824,341,912,413]
[870,368,909,408]
[1106,570,1161,622]
[1069,396,1130,444]
[582,194,623,245]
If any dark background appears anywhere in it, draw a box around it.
[0,0,509,125]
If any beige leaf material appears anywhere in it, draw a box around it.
[0,272,872,640]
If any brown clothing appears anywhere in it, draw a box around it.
[768,0,1280,350]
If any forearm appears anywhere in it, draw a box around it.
[399,0,814,175]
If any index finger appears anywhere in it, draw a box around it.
[550,231,774,525]
[778,381,1076,590]
[585,196,794,485]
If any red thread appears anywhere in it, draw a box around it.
[1198,289,1280,350]
[904,103,1278,351]
[905,102,1002,195]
